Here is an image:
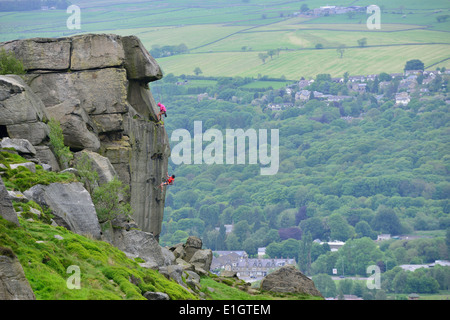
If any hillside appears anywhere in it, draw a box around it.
[154,69,449,287]
[0,209,319,301]
[0,0,448,78]
[0,0,449,303]
[0,33,324,303]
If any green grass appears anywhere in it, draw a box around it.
[200,276,322,300]
[157,43,450,79]
[0,216,197,300]
[0,151,76,192]
[0,215,321,300]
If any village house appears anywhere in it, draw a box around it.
[298,79,311,89]
[295,90,311,101]
[377,234,391,242]
[267,104,282,111]
[258,247,266,258]
[312,5,364,16]
[327,95,351,102]
[399,260,450,272]
[325,240,345,252]
[348,75,366,83]
[351,83,367,93]
[197,92,209,102]
[313,91,324,99]
[212,252,297,281]
[404,70,423,77]
[378,81,391,91]
[390,73,403,79]
[214,224,233,234]
[395,92,411,106]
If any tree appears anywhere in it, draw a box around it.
[327,214,354,241]
[355,221,377,239]
[357,38,367,47]
[0,48,25,75]
[371,205,403,235]
[436,15,449,23]
[378,72,392,82]
[404,59,424,71]
[74,152,99,195]
[48,118,73,169]
[193,67,203,76]
[92,176,132,225]
[295,206,308,225]
[279,227,302,240]
[312,274,336,298]
[298,233,313,274]
[299,217,328,240]
[337,45,346,59]
[300,4,309,13]
[315,43,324,49]
[267,49,276,59]
[337,237,383,275]
[258,53,269,64]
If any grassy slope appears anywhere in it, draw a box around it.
[0,216,197,300]
[0,152,320,300]
[0,216,321,300]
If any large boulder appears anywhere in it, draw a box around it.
[46,99,100,152]
[0,37,71,71]
[0,138,36,156]
[260,266,323,298]
[0,178,19,226]
[73,150,118,186]
[25,67,129,116]
[34,146,60,172]
[102,228,171,268]
[168,236,212,275]
[184,236,203,262]
[23,182,101,239]
[122,35,162,82]
[0,75,49,145]
[70,34,125,71]
[189,249,213,276]
[0,247,35,300]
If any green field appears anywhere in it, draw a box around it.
[0,0,449,78]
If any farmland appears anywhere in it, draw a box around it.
[0,0,449,79]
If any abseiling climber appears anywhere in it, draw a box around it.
[157,102,167,122]
[160,172,175,191]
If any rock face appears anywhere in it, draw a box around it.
[0,178,19,226]
[24,182,102,239]
[0,34,170,238]
[0,247,35,300]
[0,75,49,146]
[260,266,323,298]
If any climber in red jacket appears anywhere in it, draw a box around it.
[160,172,175,191]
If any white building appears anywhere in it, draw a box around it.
[395,92,411,106]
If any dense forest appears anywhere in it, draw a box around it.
[152,70,449,278]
